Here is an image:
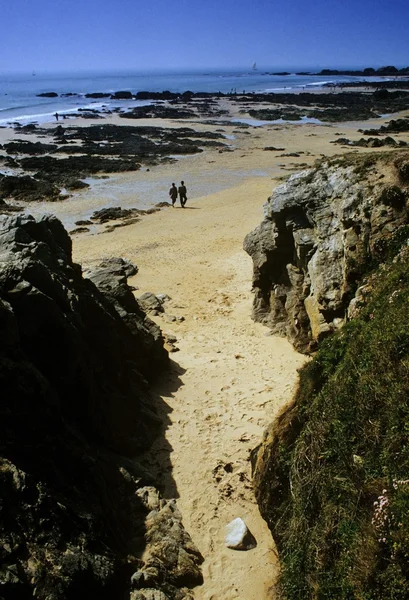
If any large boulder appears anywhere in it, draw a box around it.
[244,154,409,352]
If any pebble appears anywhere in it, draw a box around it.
[225,517,257,550]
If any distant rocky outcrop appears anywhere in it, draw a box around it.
[244,153,409,352]
[0,215,202,599]
[36,91,58,97]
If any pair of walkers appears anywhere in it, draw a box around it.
[169,181,187,208]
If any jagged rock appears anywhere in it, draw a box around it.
[0,215,201,599]
[225,517,257,550]
[131,590,170,600]
[244,156,409,352]
[156,293,171,303]
[142,500,204,588]
[95,256,138,277]
[85,260,166,377]
[138,292,165,314]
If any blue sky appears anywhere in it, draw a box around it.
[2,0,408,72]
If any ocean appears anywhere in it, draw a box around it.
[0,68,383,126]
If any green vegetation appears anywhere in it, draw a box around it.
[257,230,409,599]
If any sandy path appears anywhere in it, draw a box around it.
[73,178,306,599]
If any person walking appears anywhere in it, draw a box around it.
[178,180,187,208]
[169,182,178,207]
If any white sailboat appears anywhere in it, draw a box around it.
[252,62,257,71]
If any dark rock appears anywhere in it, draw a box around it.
[85,92,111,98]
[104,218,141,232]
[20,155,141,184]
[376,65,399,75]
[361,117,409,136]
[18,123,38,133]
[90,256,138,278]
[111,91,133,99]
[120,105,196,120]
[395,155,409,184]
[0,200,22,214]
[0,215,200,599]
[0,174,61,201]
[0,215,158,596]
[65,179,90,190]
[37,92,58,97]
[4,140,58,155]
[69,226,90,234]
[91,206,142,223]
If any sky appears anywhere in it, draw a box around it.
[1,0,408,73]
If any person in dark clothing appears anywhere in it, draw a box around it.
[178,180,187,207]
[169,182,178,207]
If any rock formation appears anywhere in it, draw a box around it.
[244,153,409,352]
[0,215,202,599]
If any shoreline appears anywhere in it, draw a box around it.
[2,69,408,127]
[2,103,409,234]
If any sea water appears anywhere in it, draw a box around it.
[0,67,386,126]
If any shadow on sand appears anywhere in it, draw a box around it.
[139,358,186,499]
[174,205,201,210]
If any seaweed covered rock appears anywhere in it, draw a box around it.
[0,215,201,599]
[244,153,409,352]
[0,173,61,201]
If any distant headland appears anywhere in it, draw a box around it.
[270,65,409,77]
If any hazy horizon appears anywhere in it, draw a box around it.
[2,64,409,78]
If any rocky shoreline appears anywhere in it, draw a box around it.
[2,88,409,218]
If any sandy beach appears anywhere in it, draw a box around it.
[72,175,308,600]
[2,100,409,599]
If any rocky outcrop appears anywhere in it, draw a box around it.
[36,92,58,97]
[0,174,62,201]
[0,215,202,599]
[244,154,409,352]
